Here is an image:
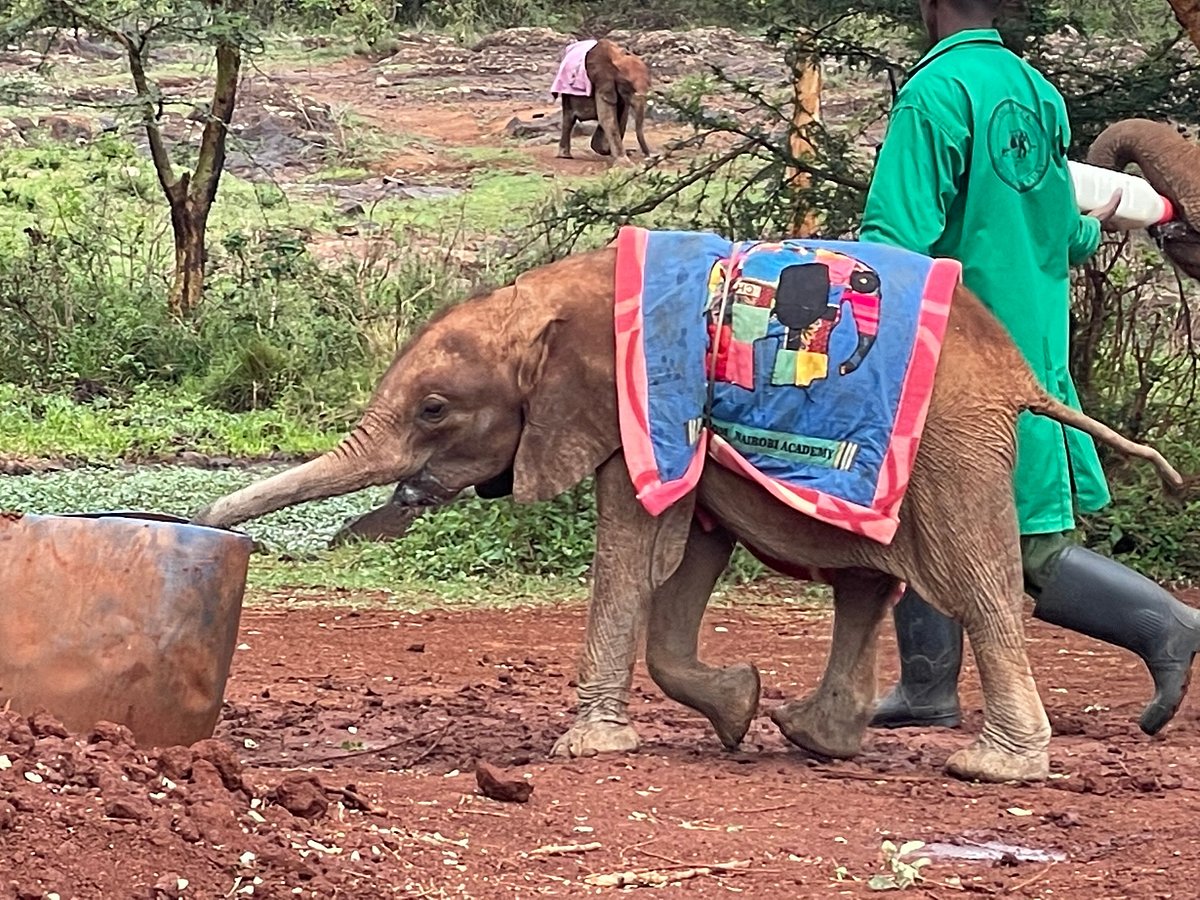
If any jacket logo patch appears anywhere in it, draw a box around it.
[987,99,1050,193]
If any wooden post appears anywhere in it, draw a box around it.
[1167,0,1200,53]
[788,33,822,239]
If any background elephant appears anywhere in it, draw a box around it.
[1087,118,1200,280]
[193,247,1179,784]
[554,39,652,162]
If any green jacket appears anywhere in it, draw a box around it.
[858,28,1110,535]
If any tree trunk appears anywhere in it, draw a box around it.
[169,191,208,318]
[1167,0,1200,52]
[59,3,241,318]
[787,36,822,239]
[167,40,239,318]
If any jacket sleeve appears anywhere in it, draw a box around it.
[858,105,967,256]
[1057,99,1102,266]
[1067,213,1101,266]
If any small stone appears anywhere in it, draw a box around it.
[0,800,16,831]
[172,814,201,843]
[1046,810,1082,827]
[106,796,152,821]
[151,873,184,899]
[0,712,35,753]
[88,721,134,747]
[190,739,244,793]
[475,760,533,803]
[407,643,425,653]
[157,746,194,782]
[269,773,329,821]
[29,710,69,738]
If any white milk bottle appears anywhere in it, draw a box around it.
[1068,160,1175,231]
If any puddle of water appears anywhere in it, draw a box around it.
[923,840,1065,864]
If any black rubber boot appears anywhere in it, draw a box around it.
[871,589,964,728]
[1031,545,1200,735]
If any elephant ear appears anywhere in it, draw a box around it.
[512,308,621,504]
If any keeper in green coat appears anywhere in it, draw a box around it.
[858,0,1200,736]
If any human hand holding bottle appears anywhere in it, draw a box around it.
[1089,188,1124,232]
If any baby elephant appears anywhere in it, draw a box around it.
[552,38,653,163]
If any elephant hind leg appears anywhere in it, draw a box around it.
[557,96,578,159]
[645,523,760,750]
[941,577,1050,783]
[770,569,897,759]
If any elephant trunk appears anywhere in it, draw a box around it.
[1087,118,1200,282]
[1086,118,1200,226]
[192,412,408,528]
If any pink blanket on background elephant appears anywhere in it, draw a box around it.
[551,39,598,97]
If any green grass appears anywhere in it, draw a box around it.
[0,384,338,461]
[379,170,564,234]
[302,164,374,183]
[248,551,590,607]
[446,145,536,166]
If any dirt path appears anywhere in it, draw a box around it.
[265,49,693,181]
[5,593,1200,897]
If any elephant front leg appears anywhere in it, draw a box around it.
[551,456,694,758]
[771,570,895,759]
[595,90,632,166]
[645,523,760,750]
[550,536,643,757]
[632,96,653,157]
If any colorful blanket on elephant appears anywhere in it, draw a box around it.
[551,39,598,97]
[613,226,961,544]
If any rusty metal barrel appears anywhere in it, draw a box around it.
[0,511,252,747]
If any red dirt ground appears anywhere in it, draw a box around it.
[4,587,1200,898]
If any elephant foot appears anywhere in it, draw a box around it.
[707,663,761,749]
[551,719,640,758]
[770,694,867,760]
[652,662,761,750]
[944,740,1049,784]
[555,149,573,159]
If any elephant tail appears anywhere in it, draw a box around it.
[1024,391,1185,495]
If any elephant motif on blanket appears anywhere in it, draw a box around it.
[705,244,882,389]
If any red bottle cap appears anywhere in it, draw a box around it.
[1158,196,1175,225]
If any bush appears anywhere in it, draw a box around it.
[0,138,470,420]
[391,484,597,580]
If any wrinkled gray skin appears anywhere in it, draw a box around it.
[1088,118,1200,281]
[555,39,653,164]
[194,248,1181,784]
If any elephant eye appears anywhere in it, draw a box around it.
[419,396,447,423]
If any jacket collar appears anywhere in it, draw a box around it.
[908,28,1004,77]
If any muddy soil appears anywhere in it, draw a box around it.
[5,588,1200,898]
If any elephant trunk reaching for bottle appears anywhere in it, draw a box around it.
[1088,118,1200,281]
